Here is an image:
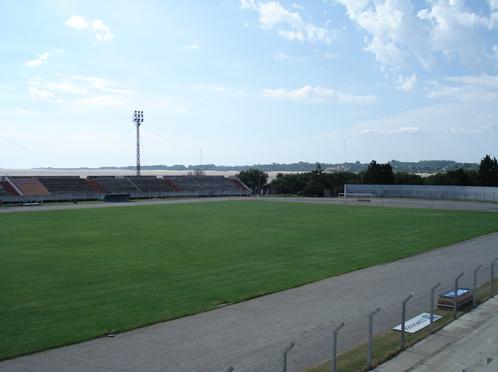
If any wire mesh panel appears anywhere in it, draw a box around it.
[346,184,498,202]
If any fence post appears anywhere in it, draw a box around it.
[401,295,413,350]
[331,323,344,372]
[454,272,464,320]
[367,308,380,370]
[492,258,498,298]
[473,265,482,307]
[430,283,440,329]
[282,342,295,372]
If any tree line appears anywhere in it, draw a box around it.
[237,155,498,197]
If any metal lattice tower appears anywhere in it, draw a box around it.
[133,110,144,176]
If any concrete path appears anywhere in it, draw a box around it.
[376,296,498,372]
[2,232,498,372]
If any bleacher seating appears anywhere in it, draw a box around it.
[125,176,175,192]
[37,177,95,193]
[195,176,240,193]
[0,183,10,199]
[9,177,50,196]
[89,177,139,194]
[230,178,248,192]
[165,176,203,192]
[165,176,249,195]
[0,181,19,196]
[0,174,250,203]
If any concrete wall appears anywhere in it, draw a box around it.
[345,184,498,202]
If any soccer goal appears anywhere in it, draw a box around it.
[338,192,376,202]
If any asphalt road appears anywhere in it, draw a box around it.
[2,231,498,372]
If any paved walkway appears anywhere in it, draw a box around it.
[376,296,498,372]
[1,233,498,372]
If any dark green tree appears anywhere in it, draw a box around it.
[302,163,326,197]
[478,155,498,186]
[270,173,309,194]
[394,172,424,185]
[237,168,268,194]
[269,171,361,196]
[363,160,394,184]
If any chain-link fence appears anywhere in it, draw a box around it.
[345,184,498,202]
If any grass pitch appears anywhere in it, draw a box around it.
[1,200,497,360]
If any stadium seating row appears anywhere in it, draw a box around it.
[38,176,95,193]
[0,175,251,201]
[0,183,10,198]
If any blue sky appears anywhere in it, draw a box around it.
[1,0,498,168]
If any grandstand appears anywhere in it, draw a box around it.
[0,175,251,204]
[37,177,95,194]
[0,180,19,196]
[125,176,175,193]
[8,177,50,196]
[165,176,203,192]
[164,176,248,195]
[89,177,140,194]
[0,183,10,198]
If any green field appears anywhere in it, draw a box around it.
[1,200,498,360]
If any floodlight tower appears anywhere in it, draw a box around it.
[133,110,144,176]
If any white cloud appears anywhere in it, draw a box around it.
[65,15,89,29]
[396,74,417,91]
[273,51,289,60]
[320,51,343,60]
[335,0,433,69]
[0,84,15,91]
[426,74,498,101]
[263,85,377,104]
[63,75,114,90]
[148,100,187,113]
[47,82,87,95]
[273,51,308,61]
[28,87,60,102]
[27,75,134,107]
[417,0,496,66]
[241,1,336,44]
[25,52,50,67]
[447,124,497,136]
[65,16,114,42]
[358,126,421,136]
[74,95,124,107]
[334,0,498,70]
[185,44,200,50]
[189,84,226,92]
[241,0,258,10]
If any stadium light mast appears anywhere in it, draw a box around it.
[133,110,144,176]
